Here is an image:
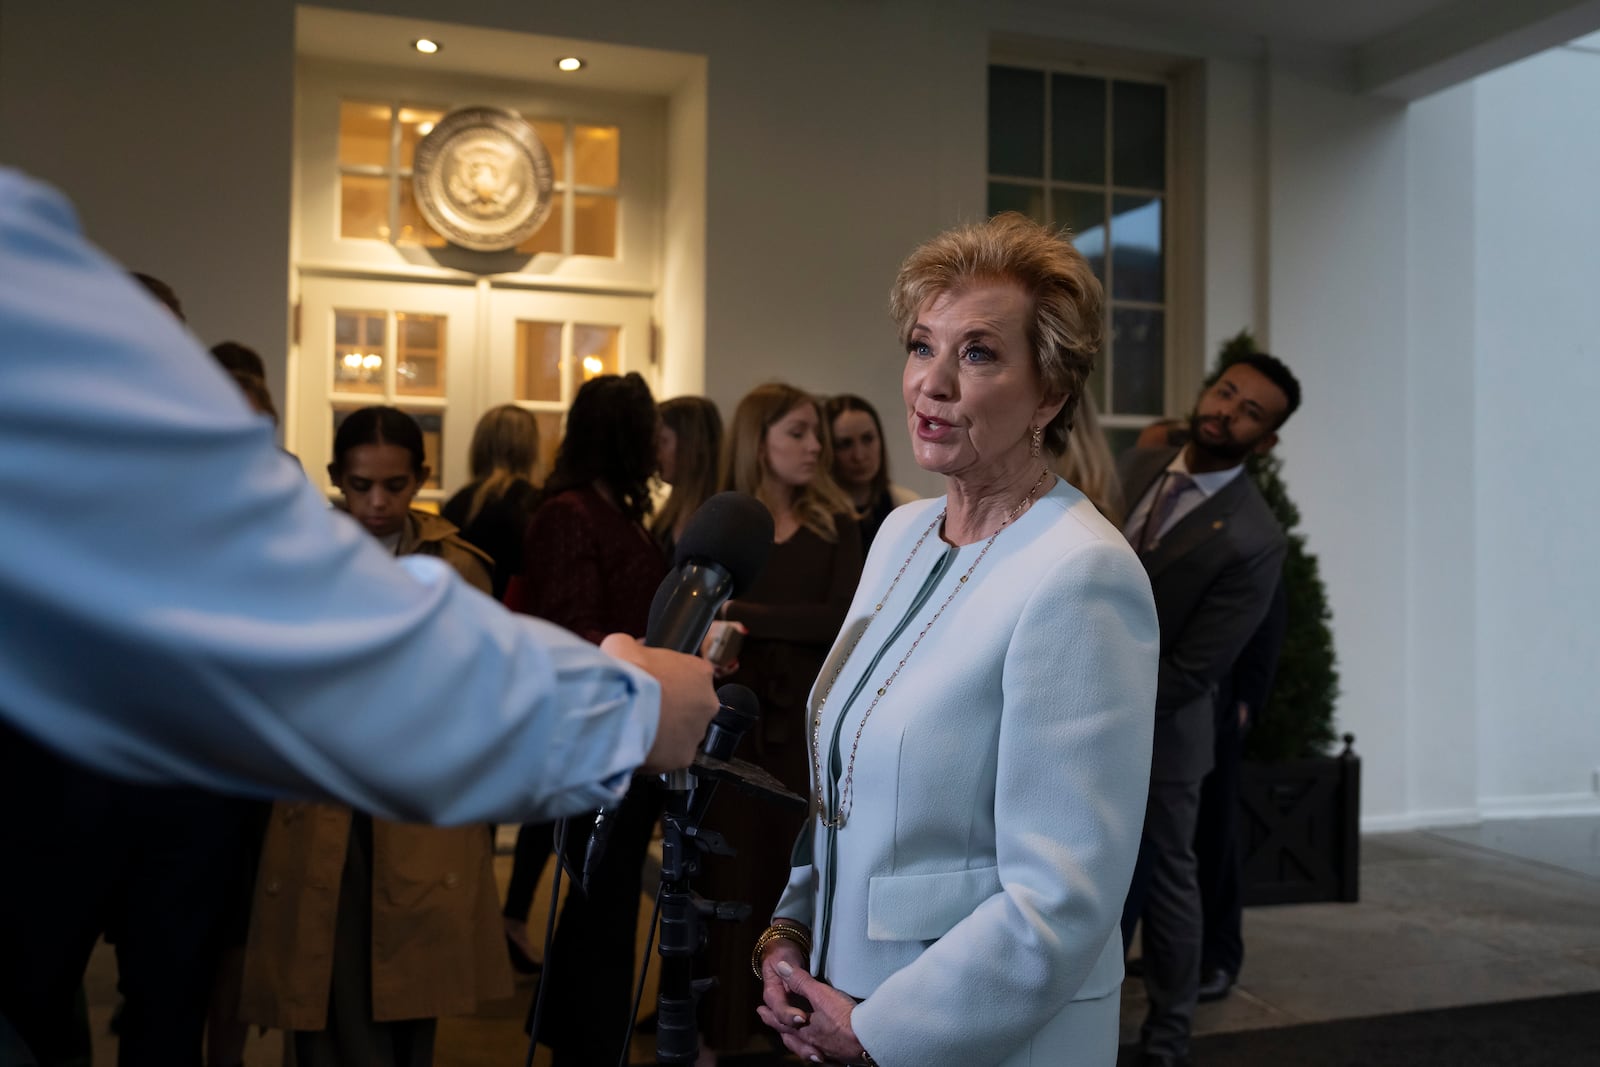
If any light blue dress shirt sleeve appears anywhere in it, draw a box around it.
[0,168,659,825]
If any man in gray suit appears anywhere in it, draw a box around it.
[1118,353,1301,1066]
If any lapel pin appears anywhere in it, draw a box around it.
[1212,520,1224,530]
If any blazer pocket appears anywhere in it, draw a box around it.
[866,865,1002,942]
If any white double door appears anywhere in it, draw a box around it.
[294,276,653,497]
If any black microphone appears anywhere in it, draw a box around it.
[582,495,773,894]
[702,683,759,761]
[645,491,774,651]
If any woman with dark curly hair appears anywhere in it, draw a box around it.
[506,372,669,1067]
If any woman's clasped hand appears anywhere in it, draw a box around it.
[757,940,872,1066]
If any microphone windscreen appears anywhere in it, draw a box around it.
[713,683,760,733]
[673,492,774,597]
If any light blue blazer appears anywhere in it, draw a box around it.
[775,480,1158,1067]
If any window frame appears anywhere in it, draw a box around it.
[987,46,1204,444]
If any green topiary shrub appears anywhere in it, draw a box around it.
[1212,330,1341,762]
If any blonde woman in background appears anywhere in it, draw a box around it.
[651,395,725,553]
[696,383,865,1062]
[1057,391,1126,526]
[441,404,542,601]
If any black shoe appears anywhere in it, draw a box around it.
[505,934,542,975]
[1197,966,1235,1003]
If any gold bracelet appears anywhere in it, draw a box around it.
[750,923,812,979]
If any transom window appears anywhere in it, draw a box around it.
[337,100,621,257]
[987,65,1169,451]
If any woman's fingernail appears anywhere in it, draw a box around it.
[776,961,793,977]
[792,1014,805,1025]
[810,1058,822,1064]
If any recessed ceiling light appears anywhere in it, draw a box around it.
[413,38,441,55]
[556,56,585,72]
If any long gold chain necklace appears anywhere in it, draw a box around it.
[810,466,1050,828]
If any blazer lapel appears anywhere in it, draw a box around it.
[1140,474,1249,581]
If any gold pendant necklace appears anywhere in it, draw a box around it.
[809,467,1050,828]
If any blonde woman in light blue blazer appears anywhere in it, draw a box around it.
[755,215,1159,1067]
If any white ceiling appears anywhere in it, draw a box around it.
[296,7,702,96]
[1056,0,1461,48]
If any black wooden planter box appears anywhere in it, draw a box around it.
[1238,734,1361,905]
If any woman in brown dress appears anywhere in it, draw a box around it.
[697,383,863,1058]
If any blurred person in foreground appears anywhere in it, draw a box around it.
[756,214,1158,1067]
[0,169,717,844]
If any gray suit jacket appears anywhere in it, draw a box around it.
[1119,446,1287,782]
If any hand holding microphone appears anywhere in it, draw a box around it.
[600,634,720,773]
[608,491,773,771]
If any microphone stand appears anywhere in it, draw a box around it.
[650,767,747,1065]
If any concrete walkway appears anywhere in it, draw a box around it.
[80,816,1600,1065]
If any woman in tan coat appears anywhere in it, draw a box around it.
[240,406,509,1067]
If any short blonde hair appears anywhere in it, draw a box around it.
[722,383,855,542]
[889,212,1103,455]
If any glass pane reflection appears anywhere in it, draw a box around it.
[333,309,386,394]
[573,195,617,257]
[988,66,1045,178]
[396,313,445,397]
[403,410,444,489]
[1111,307,1165,415]
[1051,74,1105,185]
[989,181,1044,222]
[574,125,620,187]
[1112,80,1166,191]
[515,214,563,256]
[516,320,563,402]
[339,102,391,168]
[573,325,621,382]
[1110,195,1163,302]
[340,175,390,242]
[398,107,446,169]
[530,120,566,184]
[1053,189,1106,281]
[397,183,448,248]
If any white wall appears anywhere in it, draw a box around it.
[1403,82,1481,825]
[0,2,297,409]
[1472,44,1600,815]
[1264,61,1413,820]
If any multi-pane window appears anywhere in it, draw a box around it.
[337,101,621,257]
[511,318,622,475]
[987,65,1168,451]
[330,307,449,489]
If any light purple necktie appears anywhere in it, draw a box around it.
[1136,472,1193,551]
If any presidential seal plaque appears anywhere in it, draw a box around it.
[412,107,556,253]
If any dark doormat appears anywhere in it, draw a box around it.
[630,991,1600,1062]
[1125,991,1600,1067]
[640,992,1600,1065]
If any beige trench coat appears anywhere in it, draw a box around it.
[239,509,511,1028]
